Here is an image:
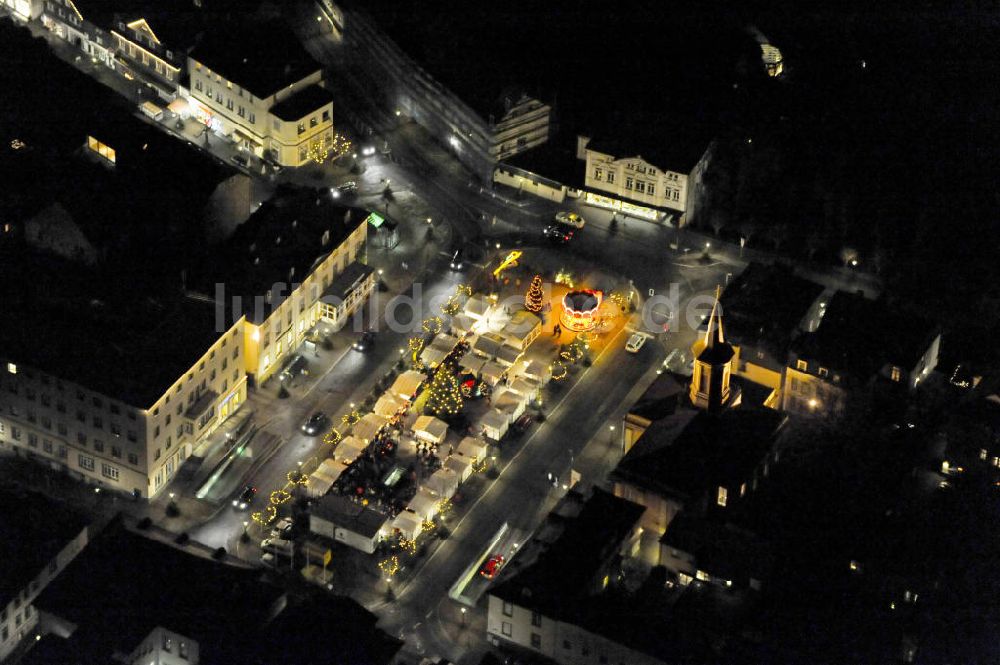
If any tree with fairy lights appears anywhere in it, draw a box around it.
[425,365,463,417]
[525,274,544,313]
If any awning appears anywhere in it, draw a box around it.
[167,98,189,114]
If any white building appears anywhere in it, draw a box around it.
[490,93,551,162]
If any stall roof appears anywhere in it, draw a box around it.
[335,442,366,464]
[374,392,407,418]
[479,408,509,430]
[496,345,523,366]
[457,437,488,460]
[406,488,440,520]
[419,345,450,368]
[391,370,427,399]
[464,295,492,319]
[480,361,507,385]
[425,468,459,498]
[391,511,423,540]
[445,455,473,476]
[508,377,540,397]
[353,413,389,442]
[413,415,449,443]
[451,313,478,336]
[459,353,487,374]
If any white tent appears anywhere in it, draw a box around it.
[456,437,488,463]
[508,377,540,401]
[373,392,407,418]
[307,469,336,497]
[471,332,505,359]
[450,313,477,337]
[502,310,542,350]
[413,415,448,445]
[445,455,473,482]
[431,333,460,352]
[391,370,427,400]
[459,353,487,375]
[477,408,509,442]
[419,344,450,369]
[495,344,522,367]
[425,467,459,499]
[519,359,552,385]
[391,510,423,541]
[464,295,492,320]
[353,413,389,443]
[335,439,366,464]
[480,361,507,387]
[406,487,440,521]
[495,388,526,421]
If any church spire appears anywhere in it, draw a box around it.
[703,285,725,349]
[689,284,735,413]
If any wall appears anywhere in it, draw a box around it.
[612,481,682,536]
[493,167,566,203]
[583,150,688,214]
[491,96,551,161]
[203,173,253,243]
[268,99,335,167]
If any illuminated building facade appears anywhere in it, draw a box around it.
[2,0,42,21]
[187,23,335,167]
[490,94,551,162]
[689,291,734,412]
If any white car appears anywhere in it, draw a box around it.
[555,211,586,228]
[626,333,647,353]
[270,517,293,540]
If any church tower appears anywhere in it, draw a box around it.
[689,287,735,413]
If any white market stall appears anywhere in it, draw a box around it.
[456,437,488,464]
[334,436,366,464]
[502,310,542,350]
[353,413,389,443]
[450,313,477,337]
[412,415,448,446]
[406,487,441,521]
[391,370,427,401]
[373,392,407,418]
[518,358,552,385]
[459,353,487,376]
[419,344,450,369]
[425,467,459,499]
[495,388,527,422]
[480,361,507,387]
[471,332,504,359]
[391,510,423,541]
[445,455,473,482]
[477,408,509,442]
[495,344,522,367]
[463,295,493,321]
[508,377,540,402]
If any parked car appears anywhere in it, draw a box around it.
[626,332,647,353]
[480,553,506,579]
[301,412,328,435]
[261,537,293,555]
[543,224,574,244]
[353,330,376,352]
[331,181,357,198]
[279,354,308,382]
[512,413,535,435]
[232,485,257,510]
[230,153,250,168]
[554,211,586,228]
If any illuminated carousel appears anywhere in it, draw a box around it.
[560,289,603,333]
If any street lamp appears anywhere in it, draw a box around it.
[460,607,467,627]
[609,424,616,446]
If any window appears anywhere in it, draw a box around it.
[248,112,255,123]
[322,110,330,122]
[796,359,807,372]
[501,622,512,637]
[179,641,188,659]
[28,433,37,448]
[94,440,104,452]
[12,426,21,441]
[79,454,94,471]
[502,600,513,617]
[5,362,16,374]
[155,448,161,460]
[101,463,119,481]
[111,446,122,459]
[647,184,655,196]
[93,416,102,428]
[606,171,615,184]
[717,486,728,507]
[818,367,829,378]
[531,611,542,627]
[86,136,116,164]
[635,181,645,193]
[890,366,902,382]
[530,633,541,649]
[310,116,318,128]
[163,635,172,652]
[77,432,87,445]
[625,177,633,190]
[128,452,139,466]
[594,168,602,180]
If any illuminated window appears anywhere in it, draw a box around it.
[594,168,602,180]
[696,570,710,582]
[717,486,728,507]
[796,359,807,371]
[740,482,747,497]
[6,362,16,374]
[606,172,615,184]
[818,367,828,378]
[890,366,902,382]
[647,184,655,196]
[87,136,116,164]
[501,621,512,637]
[625,177,633,190]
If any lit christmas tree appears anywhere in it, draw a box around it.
[525,274,544,313]
[425,366,463,417]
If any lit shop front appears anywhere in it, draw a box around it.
[582,191,663,222]
[560,290,603,333]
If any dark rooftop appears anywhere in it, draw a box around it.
[661,513,773,583]
[627,371,686,422]
[189,20,322,99]
[34,517,399,665]
[0,490,88,608]
[795,290,939,380]
[75,0,212,50]
[709,262,825,363]
[501,136,585,189]
[269,84,335,121]
[196,187,366,324]
[350,0,752,161]
[613,407,785,501]
[324,261,374,303]
[312,493,386,538]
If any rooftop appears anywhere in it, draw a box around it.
[0,249,235,407]
[75,0,216,50]
[189,20,322,99]
[269,83,335,121]
[0,490,88,608]
[627,371,686,422]
[709,262,825,362]
[197,187,366,324]
[33,517,399,664]
[501,136,585,189]
[794,290,939,379]
[613,407,785,501]
[351,0,752,162]
[323,261,374,303]
[312,493,387,538]
[661,512,773,582]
